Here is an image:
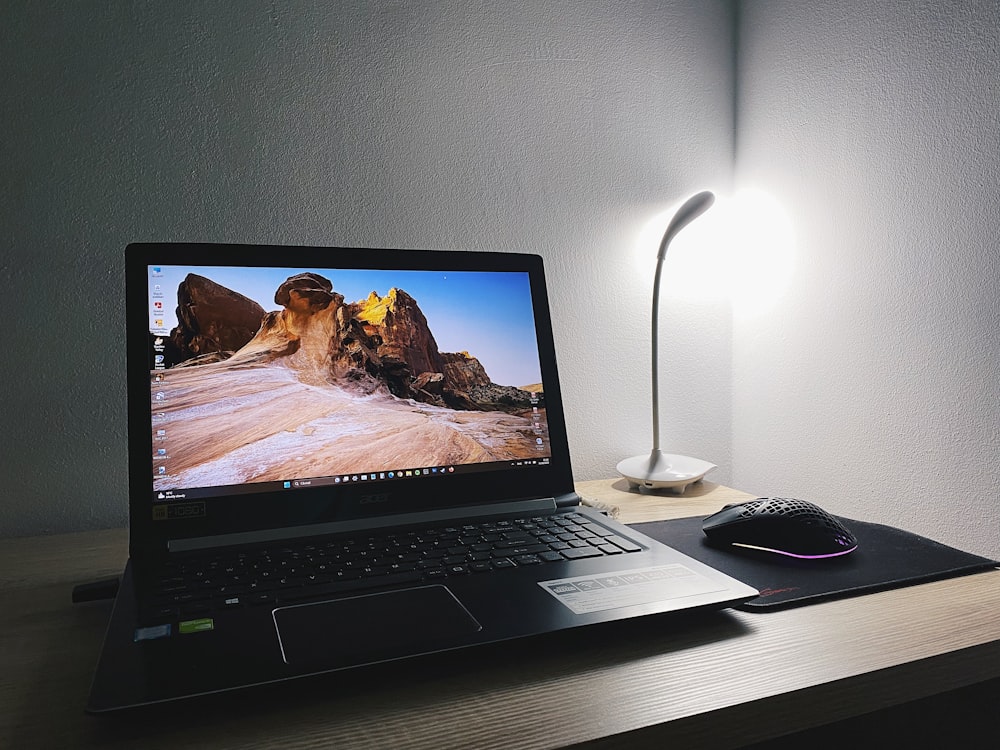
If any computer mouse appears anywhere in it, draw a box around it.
[702,497,858,559]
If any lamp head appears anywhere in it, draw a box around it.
[657,190,715,260]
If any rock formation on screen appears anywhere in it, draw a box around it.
[164,272,535,413]
[167,273,267,364]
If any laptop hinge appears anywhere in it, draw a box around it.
[554,491,582,508]
[168,497,561,553]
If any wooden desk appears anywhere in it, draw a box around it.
[1,479,998,749]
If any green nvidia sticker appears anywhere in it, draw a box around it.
[178,618,214,634]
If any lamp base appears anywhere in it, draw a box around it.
[616,450,716,493]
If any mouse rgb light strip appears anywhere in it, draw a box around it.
[731,543,858,560]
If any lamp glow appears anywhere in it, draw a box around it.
[633,188,795,310]
[726,187,795,315]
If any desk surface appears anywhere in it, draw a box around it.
[2,479,998,749]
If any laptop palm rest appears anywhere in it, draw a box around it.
[273,585,482,667]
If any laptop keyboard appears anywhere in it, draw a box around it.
[140,512,643,625]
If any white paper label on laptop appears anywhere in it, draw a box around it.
[538,564,726,615]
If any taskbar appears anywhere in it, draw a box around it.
[152,456,551,503]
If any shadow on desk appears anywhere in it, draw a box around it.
[63,606,750,749]
[727,677,1000,750]
[570,675,1000,750]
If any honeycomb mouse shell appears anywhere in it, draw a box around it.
[702,497,858,559]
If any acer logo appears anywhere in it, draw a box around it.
[359,493,391,505]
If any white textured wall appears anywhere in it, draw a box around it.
[1,1,735,537]
[733,1,1000,557]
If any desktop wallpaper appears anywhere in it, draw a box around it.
[149,266,549,493]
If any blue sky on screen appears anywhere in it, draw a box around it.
[150,265,542,387]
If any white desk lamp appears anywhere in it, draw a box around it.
[617,190,718,492]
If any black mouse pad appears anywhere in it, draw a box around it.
[632,516,998,610]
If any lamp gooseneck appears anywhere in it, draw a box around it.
[617,190,718,492]
[650,190,714,451]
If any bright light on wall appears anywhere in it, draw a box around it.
[632,187,795,314]
[725,188,796,315]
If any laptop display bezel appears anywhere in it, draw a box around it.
[125,243,576,557]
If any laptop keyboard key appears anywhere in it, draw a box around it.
[561,547,605,560]
[604,535,642,553]
[278,570,425,603]
[514,554,542,565]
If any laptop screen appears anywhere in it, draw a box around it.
[147,264,552,502]
[127,245,574,547]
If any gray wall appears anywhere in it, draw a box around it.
[2,2,735,536]
[733,0,1000,557]
[6,1,997,560]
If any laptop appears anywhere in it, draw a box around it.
[86,243,756,712]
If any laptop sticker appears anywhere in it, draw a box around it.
[178,618,215,634]
[539,564,727,615]
[134,624,172,642]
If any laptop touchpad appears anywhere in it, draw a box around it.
[273,585,482,667]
